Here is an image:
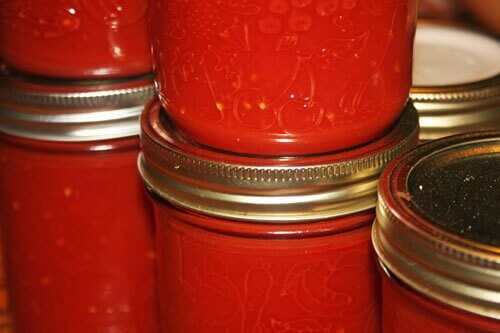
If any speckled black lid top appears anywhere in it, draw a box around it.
[408,143,500,246]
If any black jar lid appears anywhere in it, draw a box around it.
[373,131,500,319]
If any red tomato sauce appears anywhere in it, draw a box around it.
[153,202,380,333]
[0,134,159,333]
[150,0,417,155]
[0,246,10,332]
[0,0,151,78]
[381,271,500,333]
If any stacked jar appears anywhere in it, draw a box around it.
[0,1,159,332]
[145,1,419,332]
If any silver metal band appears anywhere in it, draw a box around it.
[0,75,155,141]
[411,76,500,140]
[140,101,419,222]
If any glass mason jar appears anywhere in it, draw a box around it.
[0,75,159,333]
[372,131,500,332]
[0,0,151,78]
[139,99,419,332]
[149,0,418,155]
[411,22,500,141]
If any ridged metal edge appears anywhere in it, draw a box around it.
[142,133,416,185]
[373,218,500,320]
[0,84,155,109]
[412,77,500,140]
[140,102,420,222]
[142,108,419,186]
[376,192,500,268]
[0,76,155,141]
[411,76,500,103]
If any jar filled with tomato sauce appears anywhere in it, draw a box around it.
[0,0,151,78]
[372,131,500,333]
[149,0,417,155]
[139,99,419,332]
[0,75,159,333]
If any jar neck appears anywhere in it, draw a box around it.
[148,189,374,240]
[0,132,140,153]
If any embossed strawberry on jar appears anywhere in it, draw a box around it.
[150,0,417,155]
[0,0,151,78]
[139,99,419,332]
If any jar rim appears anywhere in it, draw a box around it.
[373,131,500,319]
[0,74,154,142]
[140,100,419,223]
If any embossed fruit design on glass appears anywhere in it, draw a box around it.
[139,99,419,332]
[155,208,380,333]
[0,0,151,78]
[0,76,159,333]
[150,0,417,155]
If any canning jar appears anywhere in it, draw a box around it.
[0,0,151,78]
[411,22,500,141]
[139,99,418,332]
[0,75,159,333]
[373,131,500,332]
[149,0,418,155]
